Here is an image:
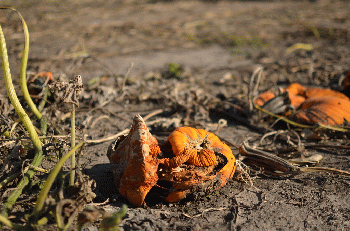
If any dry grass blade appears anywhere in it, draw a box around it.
[248,66,263,112]
[85,129,129,144]
[299,167,350,176]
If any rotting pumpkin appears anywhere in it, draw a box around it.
[164,127,219,167]
[255,83,350,126]
[107,117,236,206]
[160,127,236,202]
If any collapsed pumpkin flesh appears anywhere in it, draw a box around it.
[160,127,236,202]
[255,83,350,126]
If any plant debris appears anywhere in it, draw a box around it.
[48,75,84,107]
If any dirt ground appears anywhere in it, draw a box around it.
[1,0,350,230]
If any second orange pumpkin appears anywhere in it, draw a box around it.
[255,83,350,126]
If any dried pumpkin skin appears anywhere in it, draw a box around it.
[107,114,161,206]
[255,83,350,126]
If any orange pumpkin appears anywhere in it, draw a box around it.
[160,127,236,202]
[294,96,350,126]
[164,127,223,167]
[255,83,350,126]
[285,83,307,107]
[107,114,162,206]
[255,90,276,107]
[254,83,307,108]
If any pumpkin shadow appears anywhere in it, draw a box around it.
[83,163,166,207]
[83,163,120,203]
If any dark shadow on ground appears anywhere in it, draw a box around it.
[83,163,119,203]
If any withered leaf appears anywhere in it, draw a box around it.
[49,75,84,107]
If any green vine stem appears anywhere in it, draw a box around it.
[0,166,29,190]
[38,86,50,112]
[100,205,128,231]
[57,142,65,194]
[17,8,42,120]
[1,7,47,137]
[69,104,76,186]
[33,142,84,216]
[0,165,49,190]
[0,7,42,120]
[0,214,25,230]
[0,20,43,217]
[0,19,42,151]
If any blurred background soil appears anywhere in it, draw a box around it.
[1,0,350,230]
